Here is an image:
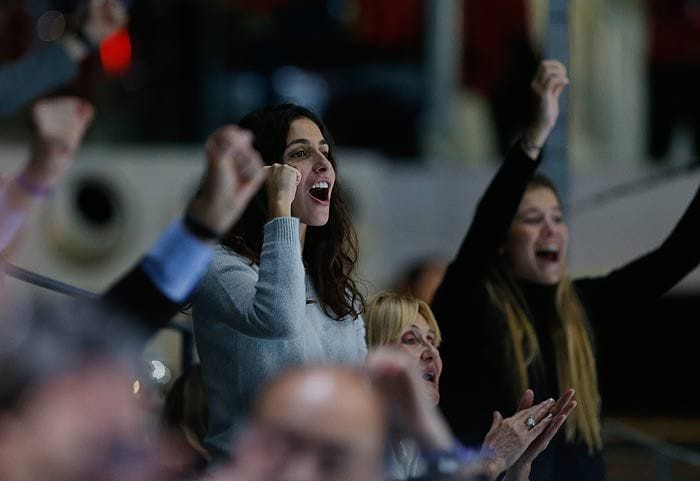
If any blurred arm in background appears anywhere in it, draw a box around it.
[101,126,267,333]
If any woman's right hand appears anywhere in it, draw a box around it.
[485,388,576,481]
[523,60,570,158]
[480,397,556,479]
[186,125,266,240]
[24,97,95,189]
[265,163,301,219]
[502,388,577,481]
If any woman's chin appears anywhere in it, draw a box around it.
[522,266,563,285]
[300,213,330,227]
[423,381,440,405]
[539,270,563,285]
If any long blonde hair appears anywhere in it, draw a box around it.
[488,175,602,453]
[365,291,442,348]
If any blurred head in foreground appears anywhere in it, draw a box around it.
[221,365,388,481]
[0,300,180,481]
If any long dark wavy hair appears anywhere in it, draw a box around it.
[222,103,364,321]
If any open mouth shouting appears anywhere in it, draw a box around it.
[422,367,437,385]
[535,244,560,263]
[308,180,331,204]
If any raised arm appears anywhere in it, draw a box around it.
[432,61,569,319]
[199,217,306,339]
[0,96,94,253]
[194,159,308,339]
[580,181,700,310]
[102,125,267,333]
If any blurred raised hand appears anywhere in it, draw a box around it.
[0,97,93,252]
[26,96,95,189]
[186,126,267,240]
[83,0,129,46]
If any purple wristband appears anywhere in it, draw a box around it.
[422,440,484,475]
[15,173,55,198]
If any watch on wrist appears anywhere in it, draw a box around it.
[183,213,223,241]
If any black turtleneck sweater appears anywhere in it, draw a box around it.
[431,145,700,481]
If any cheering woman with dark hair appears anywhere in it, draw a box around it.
[192,104,366,461]
[432,60,700,481]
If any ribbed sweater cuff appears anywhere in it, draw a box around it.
[263,217,299,245]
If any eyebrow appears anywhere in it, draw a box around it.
[520,206,562,214]
[285,138,329,149]
[409,324,436,336]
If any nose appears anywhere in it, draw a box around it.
[312,152,331,173]
[420,342,437,362]
[541,219,555,237]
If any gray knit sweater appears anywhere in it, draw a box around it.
[192,217,367,461]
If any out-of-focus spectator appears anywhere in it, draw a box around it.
[0,0,128,119]
[207,348,574,481]
[0,301,171,481]
[0,118,267,481]
[210,364,388,481]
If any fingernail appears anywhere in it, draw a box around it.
[547,398,554,404]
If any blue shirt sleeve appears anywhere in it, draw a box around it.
[140,220,214,303]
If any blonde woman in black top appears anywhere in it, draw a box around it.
[432,60,700,481]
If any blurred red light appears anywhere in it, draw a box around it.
[100,29,131,75]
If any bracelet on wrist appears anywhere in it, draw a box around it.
[15,173,55,198]
[183,213,223,241]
